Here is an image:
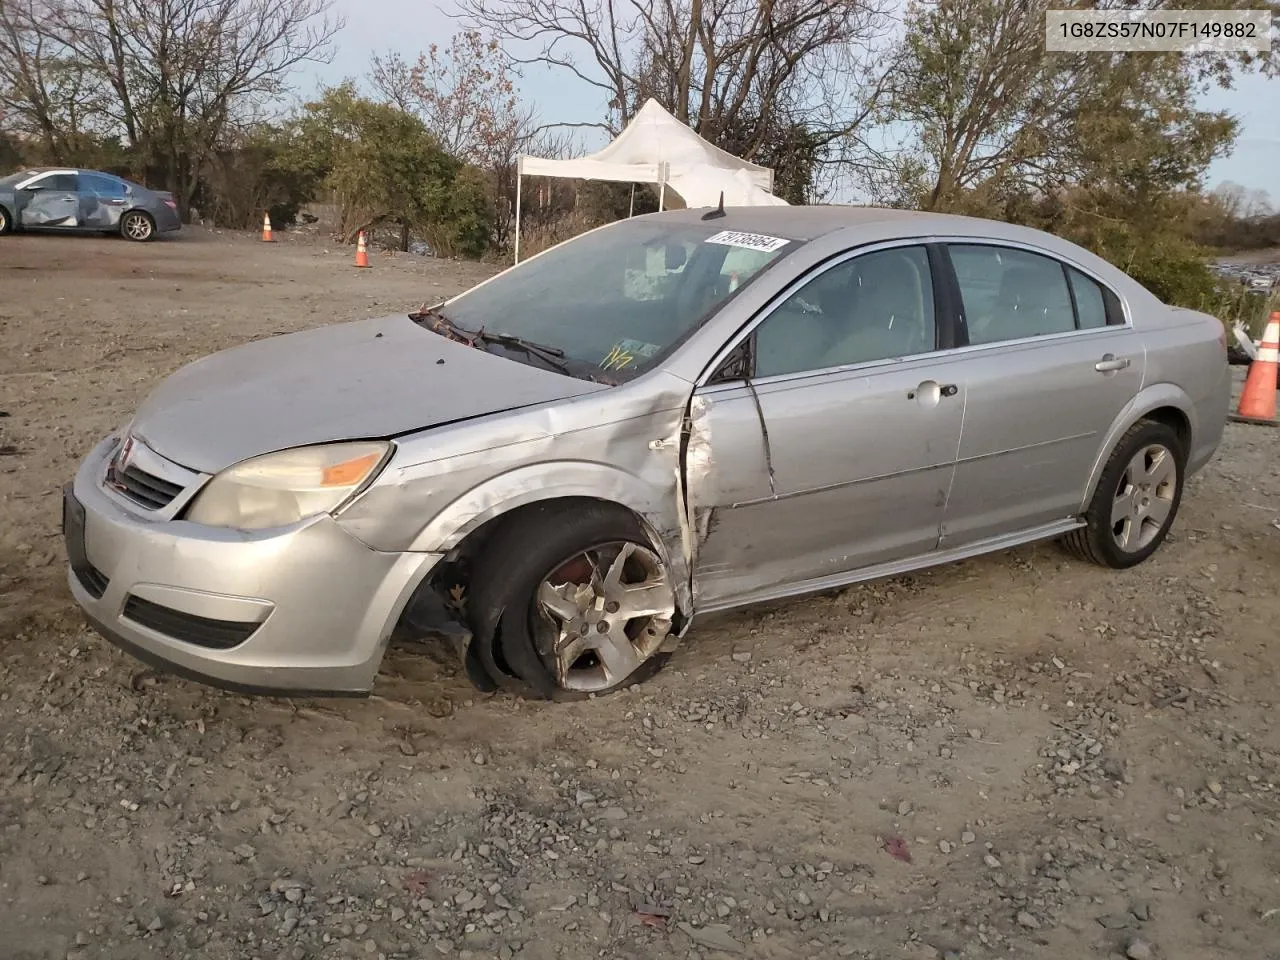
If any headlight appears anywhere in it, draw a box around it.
[185,441,391,530]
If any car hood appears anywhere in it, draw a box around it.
[129,313,611,473]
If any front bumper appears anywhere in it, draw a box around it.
[65,435,443,694]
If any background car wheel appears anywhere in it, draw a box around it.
[1063,419,1185,569]
[467,502,677,700]
[0,206,10,234]
[120,211,155,241]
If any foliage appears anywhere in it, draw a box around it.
[196,123,318,229]
[289,84,491,255]
[877,0,1275,311]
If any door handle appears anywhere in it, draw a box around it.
[907,380,960,402]
[1094,354,1130,372]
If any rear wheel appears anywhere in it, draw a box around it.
[120,211,154,241]
[466,502,677,700]
[1063,419,1185,569]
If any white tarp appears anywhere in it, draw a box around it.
[517,98,786,225]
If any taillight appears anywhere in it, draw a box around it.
[163,199,177,210]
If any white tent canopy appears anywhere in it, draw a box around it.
[514,98,788,261]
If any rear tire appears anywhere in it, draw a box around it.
[467,502,676,701]
[1063,419,1185,569]
[120,211,155,241]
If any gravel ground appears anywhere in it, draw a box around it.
[2,227,1279,960]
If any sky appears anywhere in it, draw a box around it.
[298,0,1279,204]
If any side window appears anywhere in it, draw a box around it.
[82,172,127,199]
[754,245,936,378]
[950,245,1075,345]
[33,173,79,192]
[1067,266,1123,328]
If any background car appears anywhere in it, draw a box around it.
[0,167,181,240]
[62,207,1230,703]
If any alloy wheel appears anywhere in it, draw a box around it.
[1111,443,1177,553]
[123,213,153,241]
[532,540,675,693]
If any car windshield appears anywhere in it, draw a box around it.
[0,170,40,186]
[433,218,800,382]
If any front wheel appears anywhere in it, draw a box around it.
[0,206,10,234]
[466,502,678,700]
[120,211,155,241]
[1063,419,1185,569]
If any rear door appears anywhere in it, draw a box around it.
[685,242,967,609]
[80,172,129,230]
[936,241,1146,548]
[18,172,81,228]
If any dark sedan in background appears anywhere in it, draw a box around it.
[0,167,182,241]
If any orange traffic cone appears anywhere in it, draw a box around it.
[261,211,274,242]
[1231,311,1280,425]
[354,230,370,268]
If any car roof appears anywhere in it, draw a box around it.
[647,203,1068,244]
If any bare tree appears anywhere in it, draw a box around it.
[371,30,586,250]
[454,0,896,194]
[0,0,341,212]
[0,0,112,158]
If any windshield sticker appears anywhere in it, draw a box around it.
[600,339,659,371]
[704,230,791,253]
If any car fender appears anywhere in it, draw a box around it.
[1078,381,1195,512]
[404,460,693,616]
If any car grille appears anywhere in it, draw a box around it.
[122,595,261,650]
[73,562,110,599]
[112,463,184,510]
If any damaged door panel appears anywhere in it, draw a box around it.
[684,362,966,612]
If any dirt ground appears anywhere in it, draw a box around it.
[2,226,1279,960]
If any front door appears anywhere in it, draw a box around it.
[685,243,966,609]
[938,242,1146,547]
[18,172,81,229]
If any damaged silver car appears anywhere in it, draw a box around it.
[63,206,1230,700]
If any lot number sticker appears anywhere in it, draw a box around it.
[704,230,791,253]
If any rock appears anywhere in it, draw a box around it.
[146,916,164,933]
[601,807,627,821]
[938,840,952,854]
[897,800,912,816]
[1125,938,1153,960]
[961,831,976,845]
[473,753,486,766]
[367,824,383,837]
[984,854,1001,869]
[1131,901,1152,922]
[1207,781,1223,795]
[732,651,752,663]
[1016,911,1041,930]
[391,907,405,922]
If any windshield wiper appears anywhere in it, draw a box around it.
[410,303,572,376]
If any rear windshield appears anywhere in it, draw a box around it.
[438,218,801,382]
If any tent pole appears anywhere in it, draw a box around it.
[514,173,522,265]
[629,183,635,217]
[658,180,665,212]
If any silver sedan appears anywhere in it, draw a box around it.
[63,207,1230,700]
